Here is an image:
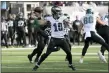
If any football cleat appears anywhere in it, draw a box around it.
[68,64,76,71]
[32,65,39,71]
[98,51,107,63]
[102,56,107,63]
[28,54,33,63]
[79,58,83,63]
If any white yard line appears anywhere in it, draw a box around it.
[2,67,108,72]
[1,46,101,50]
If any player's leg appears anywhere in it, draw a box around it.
[31,32,35,45]
[77,32,81,45]
[28,35,40,63]
[28,47,39,63]
[28,30,31,46]
[9,28,12,45]
[28,34,46,63]
[100,26,109,55]
[79,37,90,63]
[73,31,76,44]
[34,36,46,62]
[16,30,19,46]
[1,32,5,47]
[33,38,55,71]
[60,38,76,70]
[22,29,26,46]
[18,30,22,46]
[91,31,109,63]
[7,29,10,46]
[91,31,109,52]
[99,35,107,56]
[99,27,109,63]
[10,28,14,46]
[4,32,8,48]
[100,35,109,57]
[65,35,72,61]
[32,31,37,46]
[11,28,14,46]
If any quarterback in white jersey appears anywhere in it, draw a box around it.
[79,8,109,64]
[33,6,76,71]
[45,14,66,38]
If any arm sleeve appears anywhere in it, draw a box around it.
[33,18,40,28]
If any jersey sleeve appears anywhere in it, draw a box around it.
[33,18,40,28]
[44,16,51,22]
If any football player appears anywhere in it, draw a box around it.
[7,14,15,46]
[1,17,8,48]
[27,12,35,47]
[33,6,76,71]
[79,8,109,63]
[15,12,26,47]
[96,13,109,63]
[28,7,49,63]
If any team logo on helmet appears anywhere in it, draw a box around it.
[51,6,62,18]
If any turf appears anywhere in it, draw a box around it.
[1,47,108,72]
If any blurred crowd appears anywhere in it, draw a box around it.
[1,1,108,48]
[42,1,108,7]
[1,11,108,48]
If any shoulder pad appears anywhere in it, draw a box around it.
[44,14,52,18]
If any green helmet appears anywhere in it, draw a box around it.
[51,6,62,18]
[86,9,93,14]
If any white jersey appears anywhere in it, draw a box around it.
[45,15,66,38]
[1,21,8,31]
[7,20,14,27]
[81,14,98,33]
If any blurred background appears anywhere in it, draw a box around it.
[1,1,108,19]
[1,1,109,47]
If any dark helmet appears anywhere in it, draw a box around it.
[34,7,43,14]
[51,6,62,17]
[18,12,23,18]
[86,8,93,14]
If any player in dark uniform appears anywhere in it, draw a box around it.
[7,14,15,46]
[27,12,36,46]
[27,7,49,63]
[96,13,109,63]
[32,6,76,71]
[15,12,26,47]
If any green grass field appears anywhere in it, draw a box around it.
[1,46,108,72]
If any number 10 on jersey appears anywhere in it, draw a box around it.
[53,23,63,32]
